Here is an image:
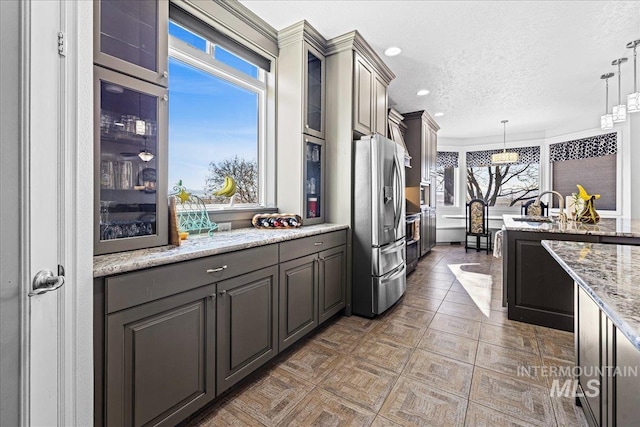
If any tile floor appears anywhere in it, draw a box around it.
[185,245,588,427]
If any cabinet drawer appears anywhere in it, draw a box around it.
[106,244,278,313]
[279,230,346,262]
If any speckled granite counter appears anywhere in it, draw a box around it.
[542,240,640,350]
[94,224,348,278]
[503,215,640,237]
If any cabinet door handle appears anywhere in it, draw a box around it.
[314,242,323,246]
[206,265,228,273]
[210,293,216,300]
[219,290,227,295]
[163,71,169,78]
[162,94,168,102]
[318,257,325,261]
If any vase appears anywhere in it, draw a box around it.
[577,196,600,224]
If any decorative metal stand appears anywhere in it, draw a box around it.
[172,181,218,236]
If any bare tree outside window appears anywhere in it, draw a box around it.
[204,156,258,204]
[435,167,455,206]
[467,163,539,207]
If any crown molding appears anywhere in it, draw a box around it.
[216,0,278,43]
[326,30,395,84]
[403,110,440,131]
[278,20,327,54]
[388,107,405,125]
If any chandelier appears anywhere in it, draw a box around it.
[492,120,518,164]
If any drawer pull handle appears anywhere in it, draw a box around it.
[314,242,323,246]
[206,265,228,273]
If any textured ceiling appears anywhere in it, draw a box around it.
[240,0,640,140]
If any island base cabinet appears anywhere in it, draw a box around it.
[615,329,640,427]
[279,255,318,352]
[106,284,216,427]
[217,266,278,395]
[318,245,346,324]
[577,286,602,425]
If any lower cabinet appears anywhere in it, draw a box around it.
[96,231,348,427]
[216,266,279,394]
[279,254,318,351]
[318,245,347,323]
[105,284,216,427]
[576,284,640,427]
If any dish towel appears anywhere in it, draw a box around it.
[493,229,504,258]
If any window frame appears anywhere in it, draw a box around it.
[168,34,268,210]
[435,166,458,208]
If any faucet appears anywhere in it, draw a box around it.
[535,191,566,224]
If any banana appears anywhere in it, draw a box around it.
[214,176,232,196]
[214,176,237,197]
[576,184,600,201]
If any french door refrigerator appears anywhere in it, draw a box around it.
[352,134,406,317]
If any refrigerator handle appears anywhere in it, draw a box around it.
[393,152,403,231]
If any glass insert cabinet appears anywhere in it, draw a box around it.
[94,67,168,255]
[303,43,325,139]
[304,136,325,224]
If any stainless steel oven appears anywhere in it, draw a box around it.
[405,213,420,274]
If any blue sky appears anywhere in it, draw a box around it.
[168,23,259,195]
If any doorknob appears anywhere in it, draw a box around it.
[28,269,65,297]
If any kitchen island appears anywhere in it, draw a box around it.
[502,215,640,332]
[543,241,640,427]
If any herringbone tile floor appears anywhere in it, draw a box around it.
[184,245,587,427]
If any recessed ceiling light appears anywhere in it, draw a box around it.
[434,112,444,117]
[416,89,430,96]
[384,46,402,57]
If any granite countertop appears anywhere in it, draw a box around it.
[542,240,640,350]
[94,223,348,278]
[503,214,640,237]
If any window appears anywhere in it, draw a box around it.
[435,151,458,207]
[167,19,267,208]
[466,147,540,207]
[550,132,617,210]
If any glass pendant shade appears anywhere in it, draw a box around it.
[492,150,519,164]
[628,92,640,113]
[492,120,518,164]
[612,104,627,123]
[601,114,614,130]
[138,150,154,162]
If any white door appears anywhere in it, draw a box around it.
[24,1,95,425]
[28,0,66,424]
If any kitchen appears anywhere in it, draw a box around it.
[1,1,640,426]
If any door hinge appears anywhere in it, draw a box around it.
[57,32,66,57]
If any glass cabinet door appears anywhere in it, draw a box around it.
[304,136,324,224]
[303,43,325,139]
[95,67,168,254]
[95,0,168,87]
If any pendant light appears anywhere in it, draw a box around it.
[601,73,614,130]
[627,39,640,113]
[612,58,628,123]
[138,137,155,162]
[492,120,518,164]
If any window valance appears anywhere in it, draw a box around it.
[436,151,459,169]
[466,146,540,168]
[549,132,617,163]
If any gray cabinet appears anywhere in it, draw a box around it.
[575,284,640,427]
[276,22,327,222]
[404,110,440,187]
[304,42,325,139]
[429,208,436,249]
[353,53,388,137]
[420,208,430,257]
[94,0,169,87]
[279,254,318,351]
[318,245,347,323]
[105,284,215,427]
[216,266,279,394]
[94,66,169,255]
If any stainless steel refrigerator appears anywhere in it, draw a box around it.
[352,134,406,317]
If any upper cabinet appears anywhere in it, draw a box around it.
[94,0,169,87]
[304,43,326,139]
[353,53,389,137]
[277,21,328,223]
[403,110,440,187]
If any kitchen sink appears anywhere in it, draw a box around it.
[512,216,553,223]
